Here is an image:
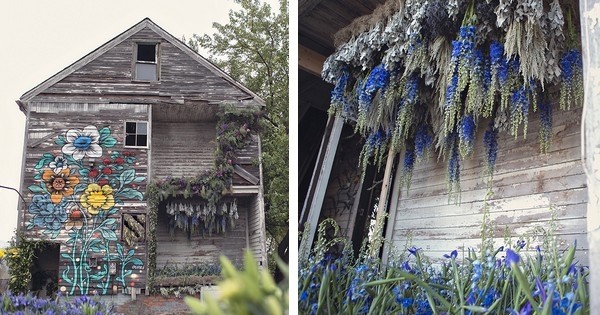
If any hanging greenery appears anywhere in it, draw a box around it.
[322,0,583,200]
[146,104,261,292]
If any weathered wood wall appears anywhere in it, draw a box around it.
[247,194,267,267]
[151,122,217,178]
[389,107,587,263]
[23,102,149,295]
[155,199,249,269]
[34,27,251,104]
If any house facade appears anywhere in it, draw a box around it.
[15,18,267,295]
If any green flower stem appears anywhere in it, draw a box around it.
[510,263,539,310]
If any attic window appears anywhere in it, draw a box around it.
[125,121,148,148]
[134,43,159,81]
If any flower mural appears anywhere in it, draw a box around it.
[48,155,68,174]
[80,184,115,215]
[61,125,103,160]
[27,195,68,238]
[27,125,145,295]
[42,168,79,204]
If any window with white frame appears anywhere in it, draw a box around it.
[125,121,148,147]
[134,43,159,81]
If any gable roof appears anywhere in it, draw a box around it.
[17,18,265,110]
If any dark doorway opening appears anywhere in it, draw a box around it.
[31,243,60,297]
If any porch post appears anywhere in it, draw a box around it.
[580,0,600,309]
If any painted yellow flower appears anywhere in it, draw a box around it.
[0,248,5,259]
[80,184,115,215]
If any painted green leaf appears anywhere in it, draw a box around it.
[55,135,66,146]
[111,151,120,159]
[99,127,111,141]
[103,136,117,148]
[119,188,144,200]
[28,184,45,193]
[116,243,124,257]
[74,183,87,194]
[43,153,54,159]
[120,169,135,185]
[103,218,117,228]
[34,159,47,169]
[34,173,42,180]
[133,176,145,183]
[100,228,118,241]
[89,243,103,253]
[78,168,89,177]
[129,258,144,266]
[61,253,73,260]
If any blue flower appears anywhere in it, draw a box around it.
[408,246,421,256]
[516,239,526,249]
[443,250,458,259]
[505,249,520,267]
[483,124,498,174]
[359,64,390,110]
[415,125,433,160]
[403,148,415,173]
[28,195,68,238]
[402,297,414,309]
[459,115,476,156]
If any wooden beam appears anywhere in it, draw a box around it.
[299,45,326,77]
[299,115,344,260]
[299,0,325,17]
[382,149,404,265]
[370,146,396,258]
[234,165,260,185]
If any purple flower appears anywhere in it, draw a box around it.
[408,246,421,256]
[516,240,526,249]
[505,249,520,267]
[443,250,458,259]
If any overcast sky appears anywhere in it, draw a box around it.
[0,0,282,246]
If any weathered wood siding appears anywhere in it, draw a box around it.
[388,107,587,263]
[151,122,217,178]
[34,27,251,104]
[155,199,249,268]
[23,102,149,294]
[247,194,268,267]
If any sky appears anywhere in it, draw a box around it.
[0,0,284,247]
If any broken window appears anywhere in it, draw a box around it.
[134,43,158,81]
[125,121,148,147]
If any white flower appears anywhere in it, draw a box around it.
[61,126,102,160]
[49,155,68,174]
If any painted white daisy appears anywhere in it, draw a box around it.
[61,126,103,160]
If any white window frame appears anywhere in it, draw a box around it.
[124,121,149,148]
[133,42,160,82]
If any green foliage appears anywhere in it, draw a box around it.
[188,0,289,244]
[185,250,288,315]
[4,234,47,293]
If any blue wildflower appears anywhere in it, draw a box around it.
[359,64,390,110]
[505,249,520,267]
[414,125,433,161]
[510,86,529,138]
[483,123,498,175]
[330,68,351,115]
[539,101,552,153]
[402,297,414,309]
[459,115,476,157]
[443,250,458,259]
[408,246,421,256]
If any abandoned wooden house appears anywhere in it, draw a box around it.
[299,0,589,266]
[15,18,267,296]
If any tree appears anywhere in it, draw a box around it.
[188,0,289,247]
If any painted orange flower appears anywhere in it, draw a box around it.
[42,168,79,204]
[80,184,115,215]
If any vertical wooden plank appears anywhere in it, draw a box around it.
[382,149,405,265]
[370,146,396,257]
[299,115,344,260]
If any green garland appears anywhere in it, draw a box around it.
[147,104,262,292]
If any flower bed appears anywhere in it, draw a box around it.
[299,219,589,314]
[0,292,116,314]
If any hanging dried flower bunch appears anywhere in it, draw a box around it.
[322,0,583,200]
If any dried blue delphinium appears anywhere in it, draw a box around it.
[483,123,499,176]
[538,101,552,153]
[509,86,530,139]
[458,114,476,158]
[559,49,583,110]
